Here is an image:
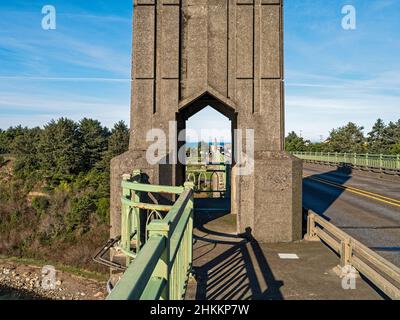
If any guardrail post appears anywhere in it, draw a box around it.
[131,169,142,252]
[380,154,383,170]
[121,173,132,265]
[304,212,319,241]
[147,221,170,300]
[184,182,194,275]
[397,154,400,170]
[335,238,358,278]
[340,238,352,268]
[225,164,231,199]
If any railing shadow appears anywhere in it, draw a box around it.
[193,228,284,300]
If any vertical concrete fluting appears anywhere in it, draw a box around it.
[111,0,302,243]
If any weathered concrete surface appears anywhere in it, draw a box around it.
[235,151,302,242]
[186,213,383,300]
[111,0,302,243]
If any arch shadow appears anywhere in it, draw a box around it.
[302,164,353,219]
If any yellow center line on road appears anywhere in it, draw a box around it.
[303,175,400,208]
[309,176,400,204]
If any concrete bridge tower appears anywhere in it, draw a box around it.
[111,0,302,243]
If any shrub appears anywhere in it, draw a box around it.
[10,210,20,224]
[65,195,95,232]
[31,196,50,212]
[96,198,109,223]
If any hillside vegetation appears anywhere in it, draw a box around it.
[0,118,129,272]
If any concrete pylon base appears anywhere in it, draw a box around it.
[111,150,302,244]
[234,151,303,243]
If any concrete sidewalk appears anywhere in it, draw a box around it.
[185,213,383,300]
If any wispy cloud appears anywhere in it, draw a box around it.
[0,8,131,77]
[0,76,130,82]
[0,89,130,129]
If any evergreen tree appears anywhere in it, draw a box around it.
[285,131,309,152]
[0,125,26,153]
[367,119,386,153]
[326,122,366,153]
[391,143,400,155]
[108,120,130,157]
[383,120,400,154]
[0,129,5,154]
[11,127,42,177]
[38,118,83,180]
[79,118,110,170]
[97,121,129,171]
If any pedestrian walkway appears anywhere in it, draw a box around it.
[185,212,383,300]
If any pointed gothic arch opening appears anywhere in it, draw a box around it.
[176,92,237,218]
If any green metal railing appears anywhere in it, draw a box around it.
[107,170,194,300]
[292,152,400,172]
[186,162,231,198]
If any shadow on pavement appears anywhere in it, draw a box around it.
[193,227,284,300]
[303,164,353,218]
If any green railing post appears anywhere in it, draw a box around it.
[121,173,132,266]
[132,169,142,252]
[109,172,195,300]
[147,220,170,300]
[184,181,194,274]
[225,164,231,198]
[292,151,398,172]
[397,154,400,170]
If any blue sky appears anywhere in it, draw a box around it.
[0,0,399,142]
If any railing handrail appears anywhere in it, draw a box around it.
[185,163,231,196]
[292,151,400,171]
[107,235,166,300]
[107,173,194,300]
[306,211,400,299]
[121,180,184,194]
[187,162,229,165]
[293,151,398,158]
[150,189,193,235]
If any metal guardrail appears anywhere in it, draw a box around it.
[186,162,231,198]
[292,152,400,172]
[305,211,400,300]
[106,170,194,300]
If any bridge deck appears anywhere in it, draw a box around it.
[303,163,400,267]
[186,212,383,300]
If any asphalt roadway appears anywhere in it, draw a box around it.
[303,164,400,267]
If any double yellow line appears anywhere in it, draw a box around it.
[304,175,400,208]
